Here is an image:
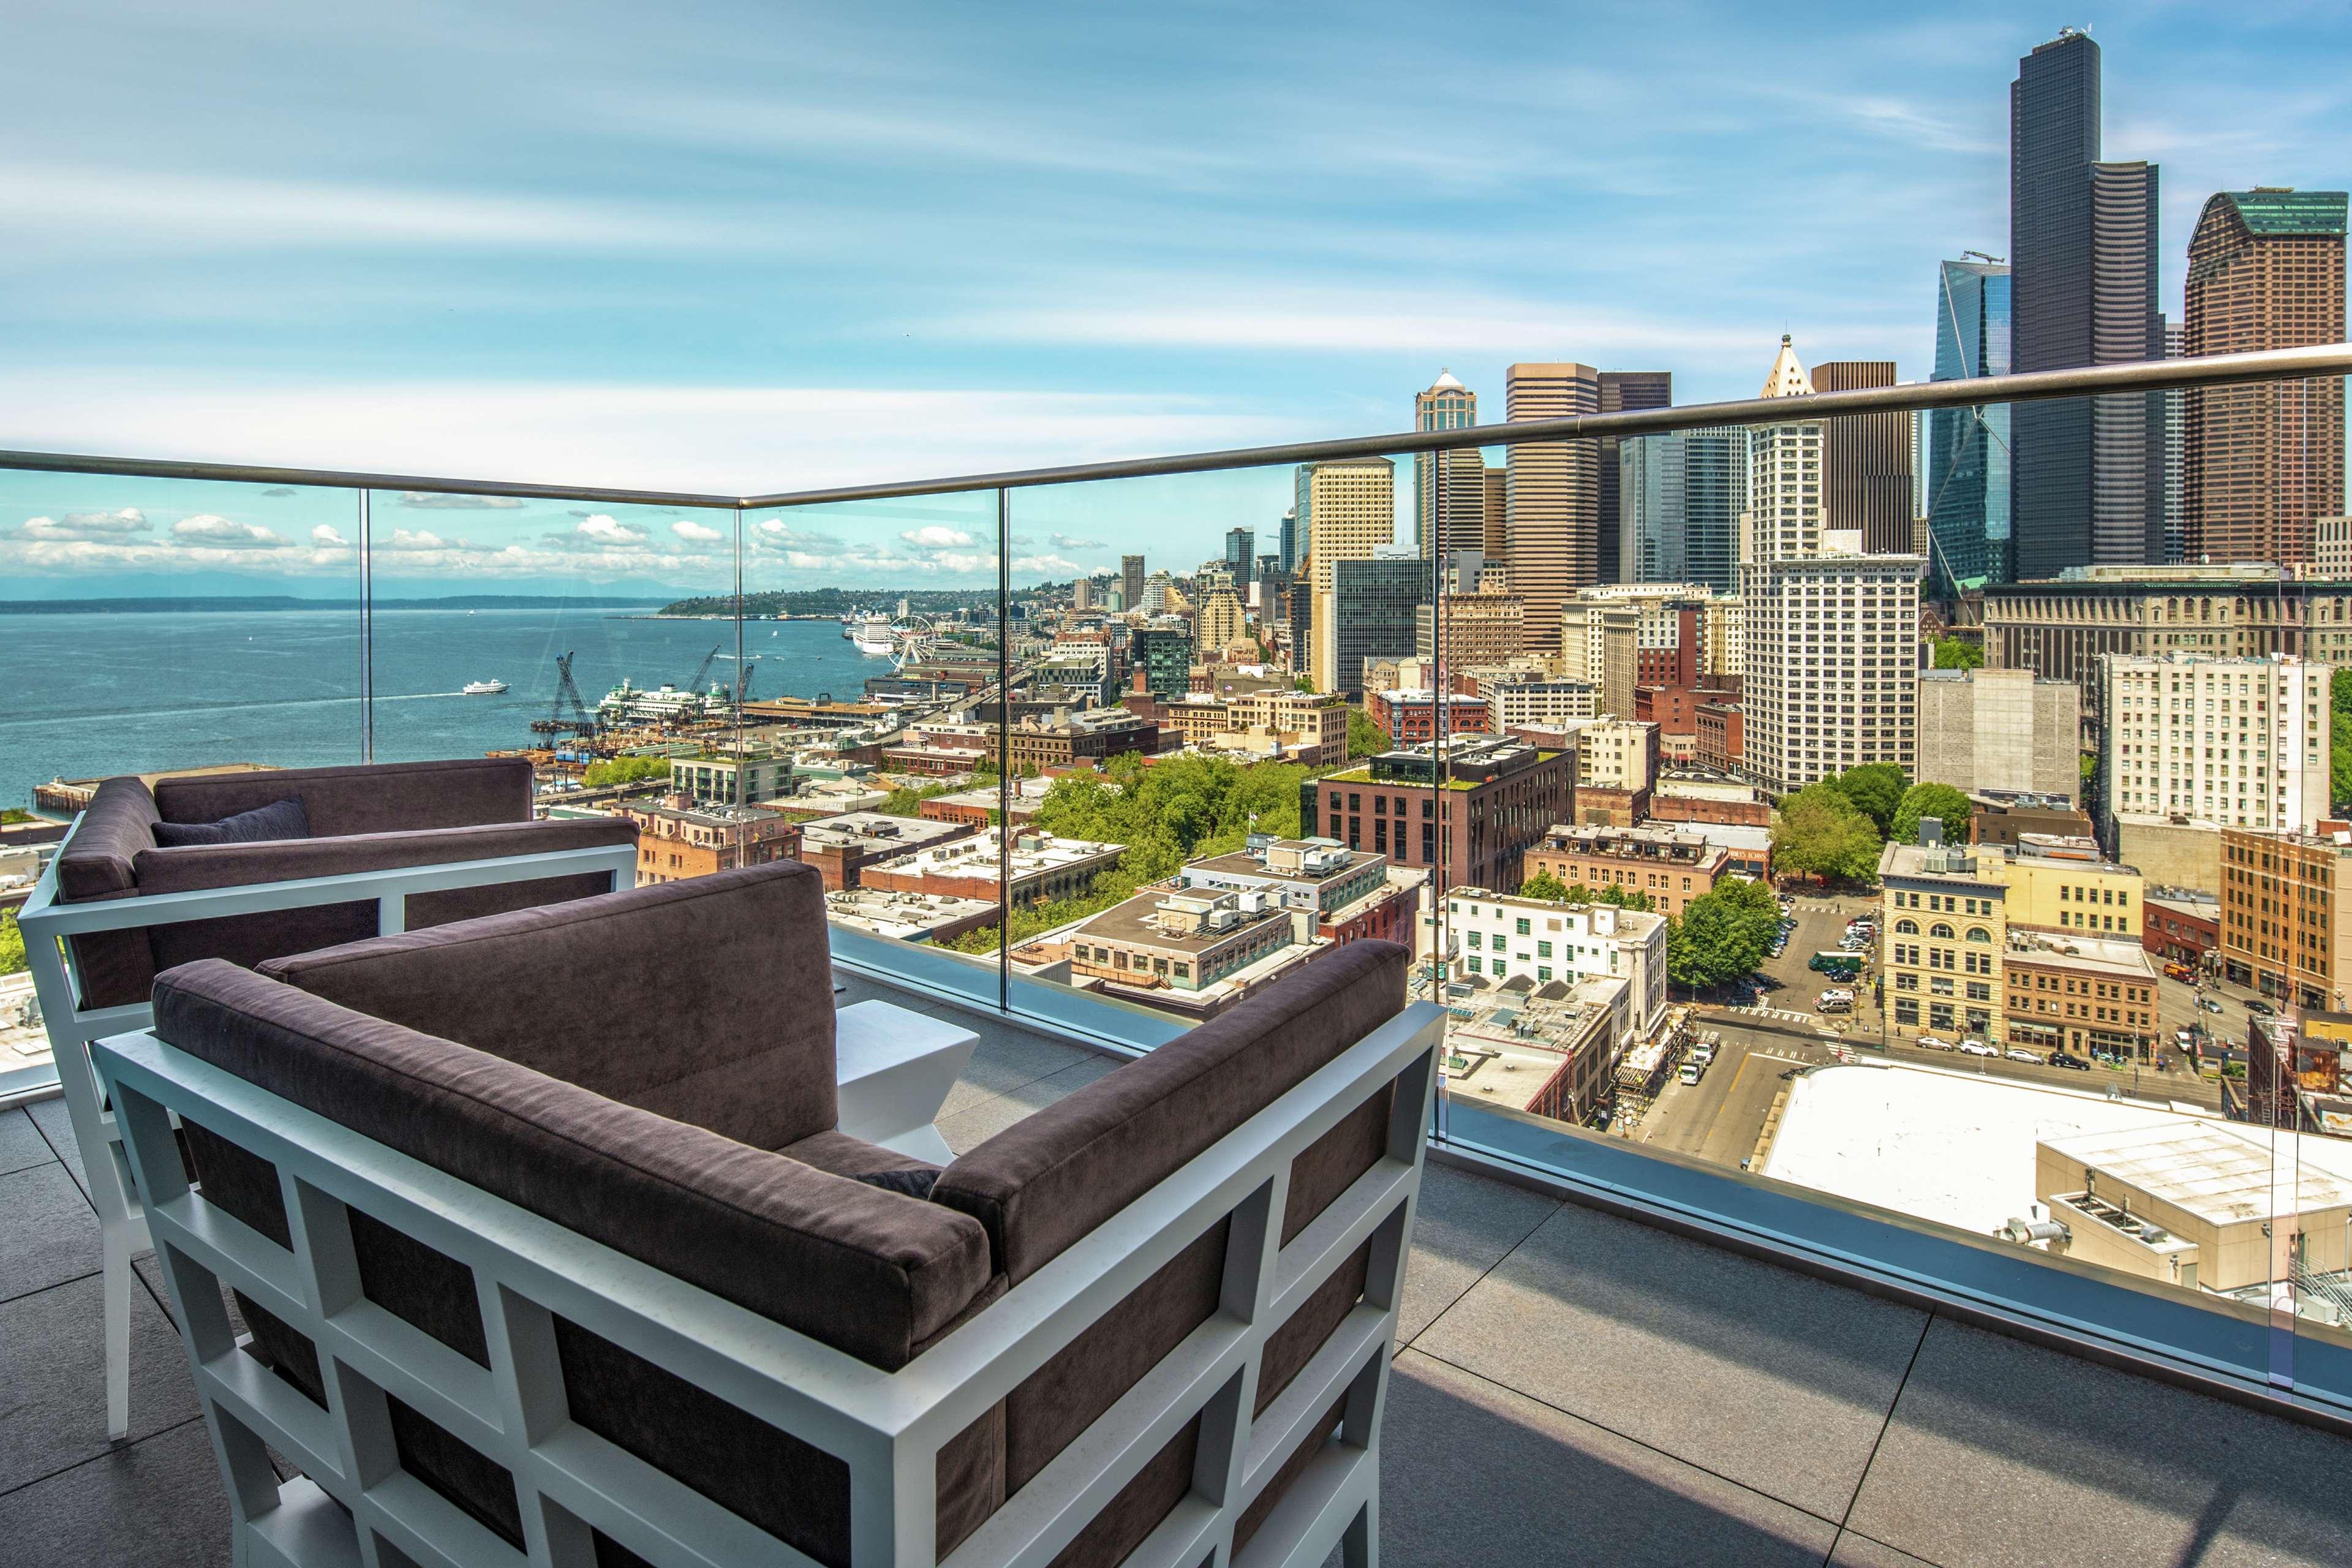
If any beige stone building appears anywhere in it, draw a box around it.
[1415,588,1525,671]
[1297,455,1397,692]
[1915,667,2081,800]
[1558,599,1640,719]
[1880,835,2008,1047]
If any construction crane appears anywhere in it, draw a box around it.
[1960,249,2005,265]
[684,644,721,697]
[530,650,600,739]
[736,660,758,703]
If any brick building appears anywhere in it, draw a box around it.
[1302,738,1574,895]
[1521,824,1729,918]
[620,799,802,886]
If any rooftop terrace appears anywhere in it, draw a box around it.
[9,968,2352,1566]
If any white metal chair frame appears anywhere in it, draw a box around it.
[92,1000,1442,1568]
[17,824,639,1442]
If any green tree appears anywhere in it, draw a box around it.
[1891,782,1975,845]
[1595,884,1656,913]
[1346,707,1389,761]
[1518,870,1574,903]
[1930,636,1985,671]
[582,755,671,790]
[2333,669,2352,809]
[0,911,23,977]
[1667,898,1766,991]
[1771,783,1883,884]
[1824,763,1906,837]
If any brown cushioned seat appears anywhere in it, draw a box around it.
[153,957,1003,1568]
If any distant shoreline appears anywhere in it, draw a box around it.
[0,595,663,615]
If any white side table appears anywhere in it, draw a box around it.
[834,1000,979,1164]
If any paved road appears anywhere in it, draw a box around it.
[1645,1022,1831,1166]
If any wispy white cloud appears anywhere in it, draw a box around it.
[670,518,725,542]
[172,514,284,549]
[401,492,523,510]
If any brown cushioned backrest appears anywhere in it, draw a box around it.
[932,940,1408,1284]
[154,757,530,837]
[152,959,992,1369]
[935,941,1407,1526]
[56,777,163,1010]
[155,959,1004,1567]
[255,862,837,1151]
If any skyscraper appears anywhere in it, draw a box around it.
[1278,507,1298,575]
[1481,467,1507,565]
[1506,362,1602,656]
[1224,527,1255,576]
[1298,456,1397,692]
[2162,317,2185,564]
[1812,361,1913,554]
[2010,29,2163,575]
[1743,336,1822,564]
[1621,428,1744,592]
[1324,555,1427,697]
[1414,372,1486,563]
[1120,555,1145,611]
[1926,257,2013,593]
[2184,188,2348,567]
[1597,371,1671,586]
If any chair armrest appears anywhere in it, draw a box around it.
[134,817,635,898]
[156,758,533,837]
[55,778,162,901]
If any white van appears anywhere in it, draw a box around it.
[1678,1060,1703,1086]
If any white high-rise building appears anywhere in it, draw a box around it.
[1738,335,1924,793]
[2100,654,2328,836]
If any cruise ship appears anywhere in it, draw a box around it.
[461,679,508,695]
[845,613,899,657]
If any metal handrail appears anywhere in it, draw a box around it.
[2,341,2346,510]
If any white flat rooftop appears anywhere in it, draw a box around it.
[1762,1063,2352,1237]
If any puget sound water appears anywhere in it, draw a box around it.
[0,606,903,811]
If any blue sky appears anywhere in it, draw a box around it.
[2,0,2346,596]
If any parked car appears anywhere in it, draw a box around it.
[1958,1039,1999,1057]
[2199,997,2225,1014]
[2048,1052,2092,1071]
[2247,998,2276,1017]
[1915,1035,1955,1052]
[2004,1048,2041,1064]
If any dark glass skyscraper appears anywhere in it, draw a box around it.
[2010,29,2162,576]
[1597,371,1671,585]
[1926,258,2011,593]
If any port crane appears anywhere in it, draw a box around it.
[529,650,601,739]
[684,645,722,698]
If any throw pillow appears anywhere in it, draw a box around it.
[851,1167,940,1199]
[153,798,312,848]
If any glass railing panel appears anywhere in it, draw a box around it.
[361,491,745,814]
[0,470,365,1095]
[739,490,1006,1016]
[993,456,1442,1052]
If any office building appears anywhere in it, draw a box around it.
[2163,316,2187,564]
[1298,456,1398,691]
[1223,527,1254,577]
[1879,833,2008,1048]
[1813,361,1913,554]
[1319,554,1425,696]
[1916,668,2081,800]
[1479,677,1599,733]
[1304,737,1575,892]
[2010,29,2163,575]
[1193,587,1248,660]
[1573,716,1659,825]
[1523,823,1728,920]
[1742,336,1823,564]
[1120,554,1145,610]
[2220,828,2352,1009]
[1985,564,2352,719]
[2183,189,2348,567]
[2003,930,2160,1061]
[624,799,802,885]
[1415,371,1487,562]
[1597,370,1672,584]
[1482,466,1508,563]
[1985,839,2146,941]
[1506,361,1602,654]
[2099,652,2330,892]
[1278,507,1298,575]
[1414,587,1525,672]
[1367,688,1490,745]
[1558,598,1640,719]
[860,828,1127,907]
[1129,623,1193,703]
[1742,544,1923,793]
[1436,893,1667,1027]
[1621,427,1744,592]
[1927,257,2014,592]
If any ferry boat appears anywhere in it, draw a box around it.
[597,679,726,726]
[461,679,508,695]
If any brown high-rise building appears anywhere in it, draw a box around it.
[2184,189,2347,567]
[1597,371,1671,585]
[1812,360,1915,554]
[1506,362,1601,656]
[1120,555,1145,609]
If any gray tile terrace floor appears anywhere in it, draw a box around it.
[7,977,2352,1566]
